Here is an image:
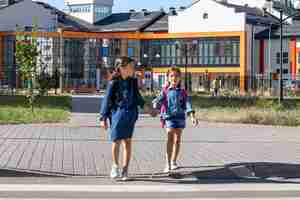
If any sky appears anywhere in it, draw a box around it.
[47,0,193,12]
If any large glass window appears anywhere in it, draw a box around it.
[127,40,140,60]
[141,37,240,67]
[64,39,85,79]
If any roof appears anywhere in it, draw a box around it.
[0,0,22,10]
[93,11,164,32]
[34,1,94,31]
[143,13,168,32]
[215,0,279,25]
[0,0,94,32]
[256,22,300,38]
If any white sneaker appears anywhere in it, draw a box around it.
[121,167,129,181]
[110,164,120,179]
[163,164,170,173]
[170,162,179,170]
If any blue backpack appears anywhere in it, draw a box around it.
[159,86,188,127]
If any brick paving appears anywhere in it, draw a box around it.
[0,95,299,178]
[0,116,300,177]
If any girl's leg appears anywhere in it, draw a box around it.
[122,139,132,168]
[110,140,121,179]
[121,139,132,180]
[166,128,175,166]
[112,140,121,166]
[171,129,183,164]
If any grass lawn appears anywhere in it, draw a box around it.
[144,94,300,127]
[0,95,71,124]
[193,96,300,127]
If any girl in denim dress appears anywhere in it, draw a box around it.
[153,67,198,173]
[100,57,145,181]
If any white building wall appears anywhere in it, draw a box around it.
[169,0,246,33]
[262,38,291,74]
[246,24,253,78]
[0,0,54,31]
[226,0,267,7]
[64,0,113,23]
[65,0,113,6]
[246,24,271,77]
[68,10,94,24]
[252,31,292,77]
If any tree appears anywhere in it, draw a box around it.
[15,25,39,112]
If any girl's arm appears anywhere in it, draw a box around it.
[133,78,145,109]
[186,96,195,116]
[136,89,145,109]
[100,81,114,121]
[152,90,165,110]
[186,96,198,126]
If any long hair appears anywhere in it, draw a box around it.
[111,57,135,80]
[105,67,118,80]
[114,57,135,70]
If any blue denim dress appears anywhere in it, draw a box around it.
[100,78,144,141]
[153,86,194,129]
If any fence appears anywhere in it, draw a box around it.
[1,32,300,97]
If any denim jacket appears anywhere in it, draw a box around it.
[153,86,194,120]
[100,77,145,121]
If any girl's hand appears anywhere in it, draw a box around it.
[100,120,108,130]
[149,108,158,117]
[191,116,199,127]
[144,105,158,117]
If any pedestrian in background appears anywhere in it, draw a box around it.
[212,77,221,97]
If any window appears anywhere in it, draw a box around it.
[24,26,33,31]
[127,40,139,59]
[283,52,289,64]
[101,47,109,57]
[127,47,134,58]
[276,52,289,64]
[70,4,91,13]
[141,38,240,67]
[95,6,112,21]
[203,13,208,19]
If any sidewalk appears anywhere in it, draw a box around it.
[1,113,300,181]
[1,181,300,199]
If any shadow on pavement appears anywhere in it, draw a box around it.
[132,162,300,184]
[0,168,67,177]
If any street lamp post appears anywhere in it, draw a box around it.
[143,53,150,91]
[175,40,198,91]
[279,9,284,104]
[272,4,300,104]
[184,43,188,91]
[175,41,189,91]
[155,53,160,90]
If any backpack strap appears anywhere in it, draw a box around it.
[159,87,169,128]
[110,79,121,109]
[161,86,169,111]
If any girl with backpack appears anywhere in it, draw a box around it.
[153,67,198,173]
[100,57,146,181]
